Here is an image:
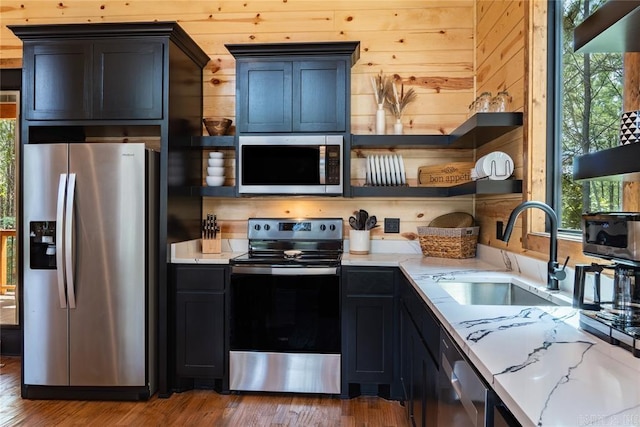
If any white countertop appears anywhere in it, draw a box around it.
[171,242,640,426]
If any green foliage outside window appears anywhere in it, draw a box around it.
[560,0,623,230]
[0,119,16,226]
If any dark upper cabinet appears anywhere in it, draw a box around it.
[93,41,163,119]
[238,61,293,132]
[236,59,346,133]
[293,60,346,132]
[22,39,163,121]
[227,41,359,134]
[23,42,92,120]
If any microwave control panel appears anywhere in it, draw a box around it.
[326,144,341,185]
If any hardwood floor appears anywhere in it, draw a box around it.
[0,356,409,426]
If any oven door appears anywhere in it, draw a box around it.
[229,266,341,394]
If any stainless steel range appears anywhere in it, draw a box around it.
[229,218,343,394]
[573,212,640,357]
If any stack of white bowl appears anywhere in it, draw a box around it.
[206,152,225,186]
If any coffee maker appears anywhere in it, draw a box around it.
[573,212,640,357]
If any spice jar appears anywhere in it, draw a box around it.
[476,92,492,112]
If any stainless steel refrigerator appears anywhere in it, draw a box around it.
[22,143,157,400]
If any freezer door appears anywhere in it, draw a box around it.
[23,144,70,386]
[68,143,146,386]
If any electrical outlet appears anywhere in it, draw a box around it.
[384,218,400,233]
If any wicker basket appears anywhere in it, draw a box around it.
[417,226,479,259]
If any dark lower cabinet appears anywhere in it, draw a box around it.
[342,266,397,398]
[172,264,228,392]
[400,274,439,427]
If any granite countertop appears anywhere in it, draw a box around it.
[172,242,640,426]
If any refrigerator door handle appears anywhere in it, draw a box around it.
[56,174,68,309]
[65,173,77,309]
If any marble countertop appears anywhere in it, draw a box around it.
[172,241,640,426]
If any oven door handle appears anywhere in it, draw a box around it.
[231,265,338,276]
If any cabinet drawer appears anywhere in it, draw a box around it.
[174,265,226,291]
[344,268,395,295]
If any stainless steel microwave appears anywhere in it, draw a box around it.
[582,212,640,264]
[238,135,343,195]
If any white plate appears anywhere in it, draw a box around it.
[393,155,401,185]
[375,155,382,186]
[398,155,407,185]
[379,155,387,185]
[386,156,396,185]
[369,156,377,185]
[365,155,372,185]
[475,151,514,180]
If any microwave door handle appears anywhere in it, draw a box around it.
[56,174,67,309]
[319,145,326,185]
[65,173,77,309]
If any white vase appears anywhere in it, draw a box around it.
[393,118,403,135]
[375,104,386,134]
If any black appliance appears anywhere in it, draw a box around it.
[238,135,343,195]
[574,213,640,357]
[229,218,343,394]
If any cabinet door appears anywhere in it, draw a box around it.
[238,61,292,132]
[23,42,92,120]
[343,267,396,385]
[174,266,226,379]
[94,41,163,119]
[293,60,346,132]
[344,295,394,383]
[175,290,224,378]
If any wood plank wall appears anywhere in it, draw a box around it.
[2,0,525,242]
[473,0,528,252]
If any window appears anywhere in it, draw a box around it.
[550,0,624,231]
[0,90,18,326]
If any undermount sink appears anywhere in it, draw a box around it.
[439,282,559,306]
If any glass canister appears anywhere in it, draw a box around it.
[476,92,492,113]
[491,91,511,112]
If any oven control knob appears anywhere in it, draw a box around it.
[329,224,336,231]
[254,224,261,231]
[320,224,327,231]
[264,224,271,231]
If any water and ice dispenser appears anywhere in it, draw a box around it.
[29,221,56,269]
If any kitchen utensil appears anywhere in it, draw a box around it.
[365,215,377,230]
[349,216,360,230]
